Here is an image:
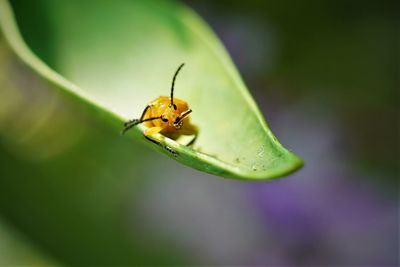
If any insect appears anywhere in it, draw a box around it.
[122,63,198,154]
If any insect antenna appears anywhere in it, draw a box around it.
[175,109,192,124]
[170,63,185,109]
[121,116,163,135]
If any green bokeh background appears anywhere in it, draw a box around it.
[0,0,397,265]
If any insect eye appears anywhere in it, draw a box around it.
[161,116,168,122]
[168,104,177,110]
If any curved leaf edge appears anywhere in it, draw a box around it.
[0,0,303,180]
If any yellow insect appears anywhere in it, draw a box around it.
[122,63,198,154]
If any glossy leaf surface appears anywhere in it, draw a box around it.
[0,0,302,179]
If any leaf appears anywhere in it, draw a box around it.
[0,0,303,179]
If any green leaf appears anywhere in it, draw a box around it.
[0,0,302,179]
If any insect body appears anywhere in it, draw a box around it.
[122,64,198,153]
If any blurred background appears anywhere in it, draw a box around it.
[0,0,398,265]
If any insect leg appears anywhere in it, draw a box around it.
[186,133,197,147]
[144,135,178,157]
[144,135,160,145]
[178,122,198,146]
[144,127,178,156]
